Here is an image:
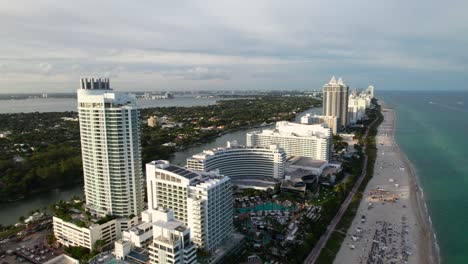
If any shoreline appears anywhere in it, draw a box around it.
[334,103,439,264]
[392,110,440,264]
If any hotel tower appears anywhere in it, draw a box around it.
[77,78,144,217]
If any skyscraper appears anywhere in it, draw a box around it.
[322,76,349,129]
[77,78,144,217]
[367,85,375,98]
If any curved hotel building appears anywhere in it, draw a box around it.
[247,121,332,161]
[186,142,287,180]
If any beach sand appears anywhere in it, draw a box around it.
[333,105,439,264]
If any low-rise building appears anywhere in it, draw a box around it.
[148,208,197,264]
[147,116,158,127]
[53,216,117,250]
[53,212,139,250]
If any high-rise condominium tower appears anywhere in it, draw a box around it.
[322,76,349,129]
[77,78,144,217]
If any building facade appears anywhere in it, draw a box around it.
[53,216,139,250]
[146,160,233,252]
[322,76,349,130]
[348,91,372,124]
[246,121,332,161]
[300,114,339,134]
[77,78,144,217]
[148,209,197,264]
[53,216,118,250]
[186,142,287,180]
[147,116,158,127]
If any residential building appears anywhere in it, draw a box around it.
[146,160,233,252]
[246,121,332,161]
[300,114,339,134]
[148,208,197,264]
[53,216,117,250]
[77,78,144,217]
[322,76,349,129]
[348,91,372,124]
[147,116,158,127]
[186,141,287,181]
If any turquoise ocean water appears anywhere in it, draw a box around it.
[380,91,468,264]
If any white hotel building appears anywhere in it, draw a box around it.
[186,141,287,180]
[247,121,332,161]
[77,78,144,217]
[348,91,372,124]
[146,160,233,252]
[115,208,197,264]
[300,114,339,135]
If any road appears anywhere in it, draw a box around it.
[303,114,380,264]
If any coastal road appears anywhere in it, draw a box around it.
[303,114,380,264]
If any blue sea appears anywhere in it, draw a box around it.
[380,91,468,264]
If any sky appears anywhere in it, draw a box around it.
[0,0,467,93]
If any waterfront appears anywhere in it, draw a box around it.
[380,91,468,264]
[0,106,321,225]
[0,96,220,113]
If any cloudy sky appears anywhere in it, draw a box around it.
[0,0,467,93]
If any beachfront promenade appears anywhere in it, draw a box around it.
[303,111,380,264]
[333,107,438,264]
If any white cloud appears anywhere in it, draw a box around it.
[0,0,467,92]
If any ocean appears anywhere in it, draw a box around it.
[380,91,468,264]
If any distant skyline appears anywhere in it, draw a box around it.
[0,0,467,93]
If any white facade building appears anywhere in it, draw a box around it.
[77,78,144,217]
[53,216,139,250]
[149,208,197,264]
[322,76,350,129]
[53,216,117,250]
[146,161,233,252]
[186,141,287,180]
[300,114,339,134]
[246,121,332,161]
[348,91,372,124]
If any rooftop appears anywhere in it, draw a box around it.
[288,157,327,168]
[249,121,331,138]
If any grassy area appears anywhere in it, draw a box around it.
[0,225,24,239]
[316,101,384,264]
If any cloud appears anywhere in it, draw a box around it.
[161,67,230,81]
[0,0,467,92]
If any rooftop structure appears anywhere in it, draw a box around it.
[149,208,196,264]
[43,254,79,264]
[300,114,339,134]
[80,78,111,90]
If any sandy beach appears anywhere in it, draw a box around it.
[334,105,439,264]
